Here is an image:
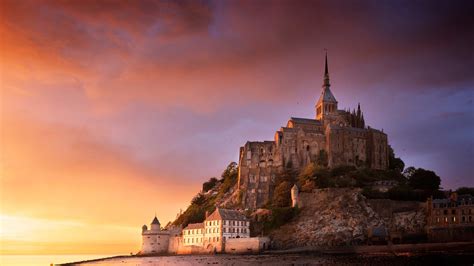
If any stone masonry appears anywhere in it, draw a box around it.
[237,54,389,210]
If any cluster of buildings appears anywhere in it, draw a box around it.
[140,208,268,255]
[237,53,390,210]
[138,54,472,255]
[426,192,474,242]
[139,192,474,255]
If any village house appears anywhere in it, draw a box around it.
[182,208,250,252]
[426,192,474,242]
[140,208,270,255]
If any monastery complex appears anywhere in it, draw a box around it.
[238,53,389,209]
[138,54,473,256]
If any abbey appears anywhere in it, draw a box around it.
[238,54,389,210]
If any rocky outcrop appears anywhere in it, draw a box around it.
[367,199,426,234]
[270,188,385,248]
[393,210,426,234]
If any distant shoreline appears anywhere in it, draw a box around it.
[59,241,474,265]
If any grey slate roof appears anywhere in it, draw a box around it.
[151,216,160,225]
[432,194,473,206]
[184,222,204,230]
[206,208,248,221]
[317,87,337,104]
[290,117,322,125]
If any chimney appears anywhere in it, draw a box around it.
[205,211,209,219]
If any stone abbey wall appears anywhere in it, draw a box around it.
[237,54,390,210]
[237,116,389,210]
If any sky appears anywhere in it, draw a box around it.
[1,0,473,255]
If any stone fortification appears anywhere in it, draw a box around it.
[237,54,389,210]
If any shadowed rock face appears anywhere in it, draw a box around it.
[367,199,426,235]
[270,188,385,248]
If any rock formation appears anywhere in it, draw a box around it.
[270,188,385,248]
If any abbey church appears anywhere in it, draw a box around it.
[237,54,389,210]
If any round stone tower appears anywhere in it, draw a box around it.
[150,216,161,231]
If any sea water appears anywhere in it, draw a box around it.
[0,254,121,266]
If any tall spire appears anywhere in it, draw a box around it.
[316,50,337,120]
[323,50,330,87]
[325,51,328,76]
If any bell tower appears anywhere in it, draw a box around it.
[316,52,338,120]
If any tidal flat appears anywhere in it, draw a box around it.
[62,252,474,266]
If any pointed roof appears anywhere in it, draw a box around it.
[317,87,337,104]
[324,51,329,76]
[151,216,160,225]
[317,52,337,105]
[184,222,204,230]
[291,184,299,191]
[206,208,248,221]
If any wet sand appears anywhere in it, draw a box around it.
[60,242,474,265]
[61,250,474,266]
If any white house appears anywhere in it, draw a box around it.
[182,208,250,252]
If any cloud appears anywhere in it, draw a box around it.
[1,114,198,226]
[1,0,473,254]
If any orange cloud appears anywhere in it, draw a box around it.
[0,114,200,254]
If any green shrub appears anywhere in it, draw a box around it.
[262,207,300,234]
[362,187,387,199]
[272,181,292,207]
[203,177,218,192]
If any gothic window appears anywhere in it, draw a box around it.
[306,145,310,151]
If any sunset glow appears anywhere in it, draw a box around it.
[1,0,473,255]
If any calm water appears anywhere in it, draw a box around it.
[0,254,121,266]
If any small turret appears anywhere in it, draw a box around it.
[150,215,161,231]
[142,224,148,233]
[291,184,299,208]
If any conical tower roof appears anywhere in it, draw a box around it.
[151,216,160,225]
[316,52,337,105]
[317,87,337,104]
